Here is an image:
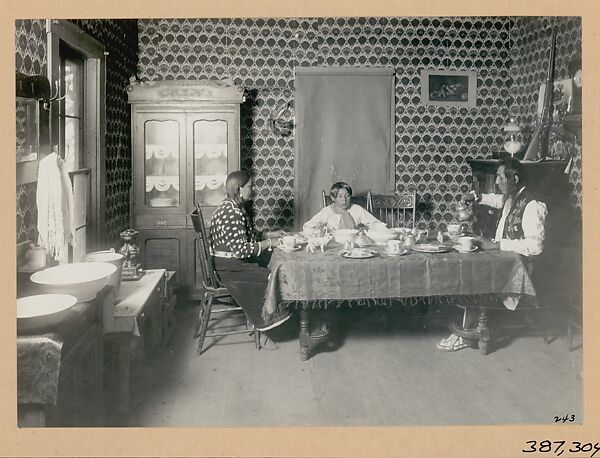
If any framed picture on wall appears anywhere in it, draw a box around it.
[420,69,477,107]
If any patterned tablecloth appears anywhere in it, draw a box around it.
[17,297,100,405]
[264,243,536,314]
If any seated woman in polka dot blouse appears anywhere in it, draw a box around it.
[209,171,292,345]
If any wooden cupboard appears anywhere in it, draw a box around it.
[127,80,244,299]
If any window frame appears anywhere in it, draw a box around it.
[47,19,106,250]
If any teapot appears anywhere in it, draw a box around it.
[456,201,473,222]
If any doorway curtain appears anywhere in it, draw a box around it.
[294,67,395,230]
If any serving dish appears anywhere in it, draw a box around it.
[341,248,377,259]
[412,244,451,253]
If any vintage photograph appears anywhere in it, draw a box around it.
[421,69,477,106]
[15,14,583,436]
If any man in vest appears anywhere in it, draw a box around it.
[437,158,548,351]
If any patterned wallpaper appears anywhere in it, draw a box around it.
[16,17,582,242]
[138,16,584,232]
[510,16,582,208]
[15,19,138,245]
[15,19,46,244]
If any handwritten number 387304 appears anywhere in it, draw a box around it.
[522,440,600,457]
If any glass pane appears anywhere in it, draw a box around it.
[63,117,80,172]
[64,56,83,117]
[193,119,228,206]
[144,120,180,207]
[16,97,38,163]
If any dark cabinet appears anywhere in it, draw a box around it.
[467,158,581,309]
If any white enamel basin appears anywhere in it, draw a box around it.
[84,251,125,297]
[30,262,117,303]
[17,294,78,333]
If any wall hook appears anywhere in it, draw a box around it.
[42,81,66,110]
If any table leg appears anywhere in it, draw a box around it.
[299,310,310,361]
[476,309,490,355]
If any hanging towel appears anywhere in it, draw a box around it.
[36,152,75,262]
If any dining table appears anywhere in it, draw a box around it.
[265,239,537,360]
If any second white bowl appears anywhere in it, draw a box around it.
[30,262,117,303]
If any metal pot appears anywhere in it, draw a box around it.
[456,202,473,222]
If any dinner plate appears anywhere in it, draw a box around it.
[383,248,409,257]
[455,246,478,253]
[277,245,302,252]
[341,249,377,259]
[412,244,451,253]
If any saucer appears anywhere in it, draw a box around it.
[455,246,478,253]
[277,245,302,252]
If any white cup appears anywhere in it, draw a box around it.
[447,224,461,235]
[458,236,474,251]
[386,239,403,254]
[280,235,297,250]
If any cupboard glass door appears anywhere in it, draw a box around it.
[187,112,239,218]
[134,113,186,219]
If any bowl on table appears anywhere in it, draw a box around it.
[84,251,125,297]
[366,227,397,245]
[30,262,117,303]
[333,228,359,245]
[17,293,78,333]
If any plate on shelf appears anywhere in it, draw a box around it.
[341,249,377,259]
[455,246,478,253]
[276,245,302,253]
[412,243,451,253]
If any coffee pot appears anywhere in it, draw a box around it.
[456,201,473,222]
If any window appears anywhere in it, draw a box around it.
[47,20,106,260]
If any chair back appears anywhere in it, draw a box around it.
[191,205,221,289]
[321,189,369,210]
[366,190,417,229]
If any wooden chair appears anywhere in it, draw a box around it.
[366,190,417,229]
[190,205,260,355]
[321,189,370,209]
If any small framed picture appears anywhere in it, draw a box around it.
[420,69,477,107]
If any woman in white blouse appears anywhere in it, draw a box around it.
[303,182,386,233]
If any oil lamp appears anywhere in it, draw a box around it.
[503,118,523,158]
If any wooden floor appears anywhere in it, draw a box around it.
[104,303,583,427]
